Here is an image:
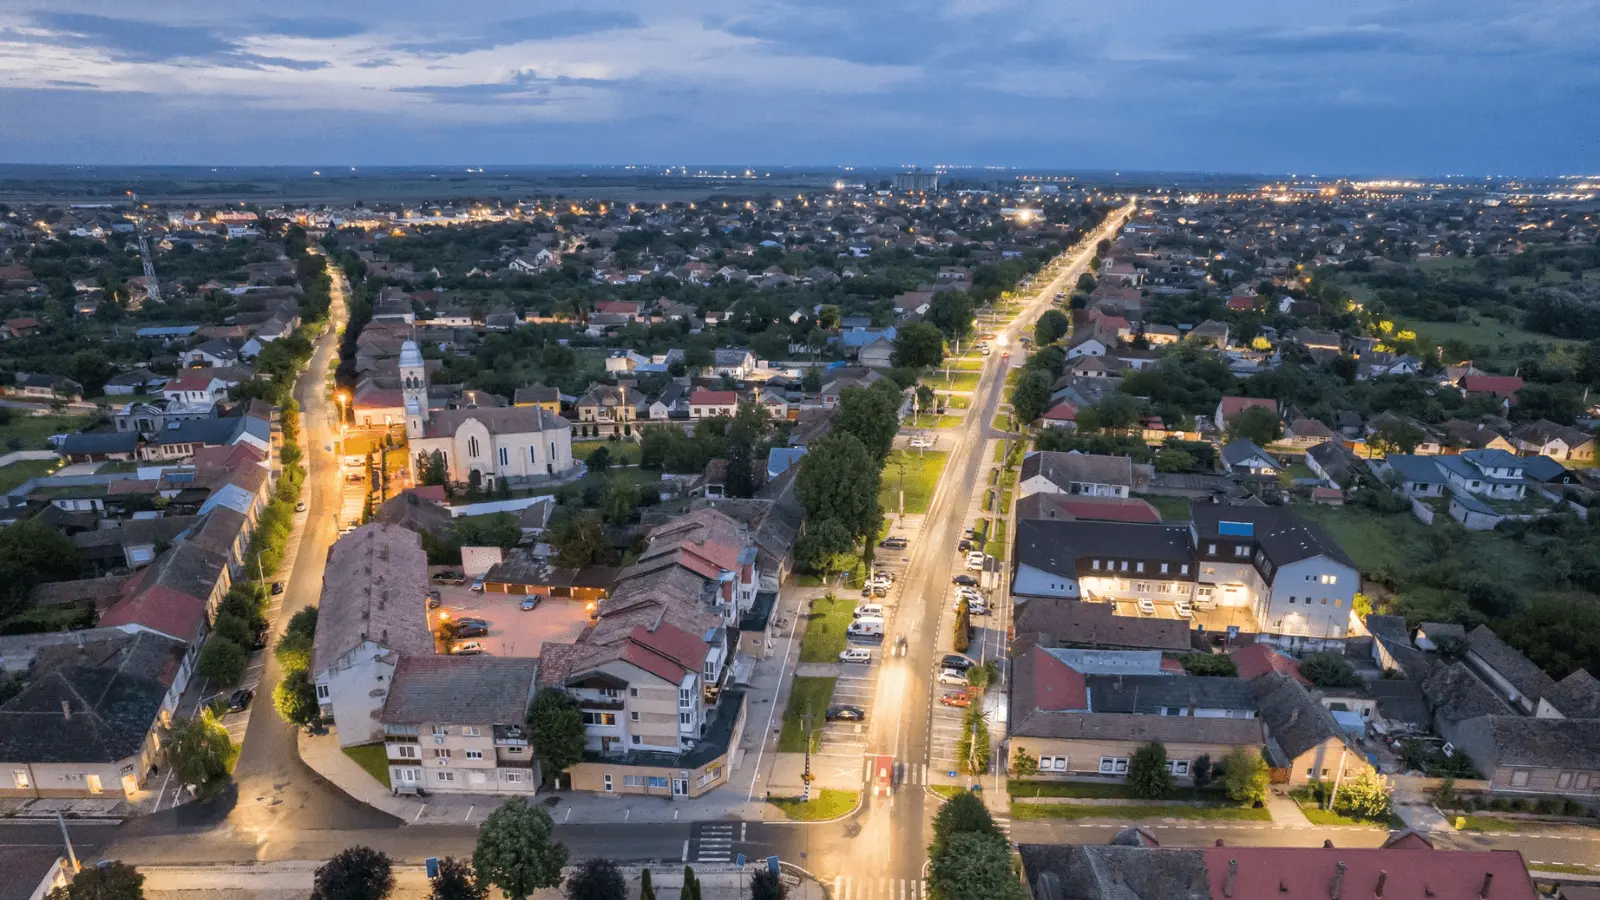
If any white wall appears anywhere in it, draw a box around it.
[1013,564,1079,599]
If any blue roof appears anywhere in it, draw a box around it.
[1383,454,1445,484]
[1434,453,1525,486]
[1450,492,1497,515]
[1461,448,1524,469]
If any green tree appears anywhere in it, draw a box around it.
[312,847,393,900]
[1180,653,1238,677]
[1010,370,1052,425]
[796,433,882,541]
[196,637,247,685]
[564,858,625,900]
[47,861,144,900]
[680,867,701,900]
[429,858,486,900]
[163,708,237,798]
[472,800,568,900]
[750,870,786,900]
[1300,653,1361,688]
[1154,447,1197,473]
[929,833,1025,900]
[417,451,448,486]
[1225,405,1283,445]
[928,292,974,340]
[1011,748,1039,777]
[1193,754,1213,790]
[600,473,640,524]
[929,790,1002,858]
[893,322,946,369]
[547,509,608,567]
[0,518,83,616]
[527,689,586,785]
[285,605,319,637]
[795,519,857,577]
[832,382,903,462]
[276,630,314,675]
[1127,741,1176,799]
[1033,309,1070,346]
[638,869,655,900]
[274,670,321,726]
[1333,770,1393,821]
[1076,273,1097,292]
[1222,747,1270,805]
[1368,419,1424,456]
[586,445,611,474]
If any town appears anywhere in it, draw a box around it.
[1,167,1599,900]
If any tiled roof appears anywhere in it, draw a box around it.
[1020,450,1135,489]
[419,405,569,440]
[1229,644,1310,684]
[1014,598,1192,653]
[1202,846,1536,900]
[1253,671,1344,761]
[312,524,433,673]
[381,656,536,725]
[1015,494,1161,524]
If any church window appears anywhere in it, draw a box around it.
[468,436,481,457]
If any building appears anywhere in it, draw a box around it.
[1018,451,1134,499]
[1012,599,1192,654]
[403,342,576,488]
[1433,449,1527,501]
[1220,440,1281,477]
[1253,672,1369,786]
[893,170,939,192]
[574,384,639,437]
[1214,397,1276,433]
[312,524,434,747]
[381,656,539,795]
[1015,494,1162,525]
[1012,519,1195,602]
[513,384,562,415]
[688,390,740,419]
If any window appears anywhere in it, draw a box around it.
[629,688,638,697]
[1168,760,1191,776]
[680,712,692,725]
[631,735,642,745]
[1510,770,1530,787]
[1321,768,1330,777]
[648,776,669,789]
[1320,598,1328,605]
[1334,598,1342,606]
[1119,561,1129,572]
[505,771,523,783]
[603,774,613,792]
[462,726,481,737]
[1181,564,1190,576]
[1207,543,1217,555]
[1099,757,1129,775]
[465,750,483,760]
[1041,756,1067,771]
[1135,582,1150,593]
[1092,559,1101,570]
[507,746,524,754]
[498,447,508,467]
[1234,544,1249,557]
[600,689,622,699]
[433,725,448,736]
[468,436,481,458]
[679,688,693,709]
[398,768,419,783]
[1576,774,1591,790]
[1202,566,1215,576]
[531,446,538,464]
[12,770,29,790]
[433,749,451,759]
[1135,562,1145,573]
[1160,563,1169,574]
[1289,596,1296,604]
[1198,587,1213,597]
[630,711,640,722]
[624,775,645,788]
[581,712,617,726]
[395,745,417,759]
[316,683,330,700]
[436,771,455,782]
[1321,574,1338,585]
[1157,583,1170,594]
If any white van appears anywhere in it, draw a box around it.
[848,617,885,638]
[854,604,885,619]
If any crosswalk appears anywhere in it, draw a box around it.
[688,822,737,863]
[832,878,925,900]
[858,758,936,786]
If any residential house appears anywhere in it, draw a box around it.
[1187,320,1230,349]
[1040,402,1078,430]
[858,337,895,368]
[1510,419,1596,463]
[1012,519,1195,602]
[1458,374,1524,403]
[1304,440,1362,490]
[574,384,639,438]
[1220,440,1281,477]
[1018,451,1134,499]
[1012,599,1192,654]
[12,374,82,402]
[1441,418,1517,454]
[381,656,539,795]
[1278,418,1334,451]
[1015,494,1161,525]
[711,349,756,379]
[1213,397,1277,434]
[1453,714,1600,799]
[513,384,562,415]
[1433,449,1527,501]
[1378,455,1448,497]
[1253,672,1370,786]
[688,391,740,419]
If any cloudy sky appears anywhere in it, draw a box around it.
[0,0,1596,174]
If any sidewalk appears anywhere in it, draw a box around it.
[1391,775,1456,834]
[1264,788,1315,827]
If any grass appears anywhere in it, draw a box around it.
[880,450,951,515]
[768,789,859,821]
[1298,807,1399,827]
[0,457,60,493]
[991,413,1017,432]
[778,677,837,752]
[925,371,981,393]
[343,743,392,790]
[1011,802,1271,822]
[906,413,962,430]
[929,785,969,799]
[999,489,1013,515]
[799,594,857,663]
[1459,815,1523,833]
[1527,863,1598,875]
[985,519,1007,557]
[1008,780,1230,802]
[945,357,986,371]
[96,459,141,474]
[942,393,971,410]
[0,413,89,451]
[572,440,642,466]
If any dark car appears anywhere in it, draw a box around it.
[879,536,908,550]
[952,574,979,586]
[941,654,975,672]
[826,705,866,722]
[453,622,488,639]
[433,570,466,585]
[427,590,443,609]
[294,501,307,513]
[227,688,254,712]
[893,636,909,657]
[271,581,285,596]
[957,538,973,552]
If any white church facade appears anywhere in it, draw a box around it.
[400,341,578,488]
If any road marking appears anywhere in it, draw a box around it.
[681,840,688,862]
[464,804,473,822]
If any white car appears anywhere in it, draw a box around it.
[854,604,885,619]
[965,552,987,571]
[840,648,873,664]
[909,435,934,449]
[1137,598,1156,616]
[936,668,969,686]
[956,586,983,600]
[1174,599,1193,617]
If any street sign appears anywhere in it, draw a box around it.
[1226,625,1240,639]
[736,854,747,867]
[425,858,439,879]
[768,856,780,875]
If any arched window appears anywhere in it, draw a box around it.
[468,436,481,457]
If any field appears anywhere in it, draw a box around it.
[924,371,981,393]
[0,413,88,451]
[768,789,859,821]
[0,458,59,493]
[779,677,837,752]
[1398,316,1582,361]
[572,440,642,467]
[880,450,951,515]
[945,357,986,371]
[904,413,962,430]
[799,595,856,663]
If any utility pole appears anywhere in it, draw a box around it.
[1327,744,1350,810]
[801,704,814,803]
[57,811,79,873]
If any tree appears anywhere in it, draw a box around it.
[1333,770,1393,821]
[893,322,946,368]
[1011,748,1039,777]
[800,368,822,393]
[196,637,247,685]
[473,800,568,900]
[47,861,144,900]
[680,867,701,900]
[928,292,974,340]
[750,869,786,900]
[1222,747,1269,805]
[795,519,857,577]
[312,848,393,900]
[1033,309,1069,346]
[1225,405,1283,445]
[600,473,639,524]
[1010,370,1052,425]
[1154,447,1197,473]
[586,445,611,474]
[527,689,585,785]
[929,784,1001,858]
[1128,741,1177,799]
[833,382,903,462]
[276,630,314,674]
[163,707,236,798]
[638,870,655,900]
[565,859,625,900]
[1368,418,1424,456]
[417,450,447,486]
[0,517,83,615]
[929,833,1026,900]
[795,433,882,542]
[1076,273,1097,292]
[430,858,486,900]
[286,605,319,637]
[1299,652,1361,688]
[1193,754,1213,790]
[547,509,608,568]
[274,670,321,726]
[1180,653,1238,677]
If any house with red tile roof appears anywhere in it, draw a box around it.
[688,390,740,418]
[1458,374,1524,403]
[1214,397,1278,432]
[1229,643,1310,684]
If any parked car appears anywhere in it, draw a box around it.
[861,585,887,598]
[854,604,885,619]
[295,501,307,513]
[1174,599,1193,617]
[451,641,485,656]
[936,668,969,686]
[227,688,254,712]
[839,648,873,664]
[453,622,488,639]
[909,434,934,449]
[427,590,442,609]
[879,536,908,550]
[941,654,975,672]
[433,570,465,585]
[470,577,485,592]
[271,581,285,596]
[826,705,866,722]
[1137,597,1156,616]
[965,552,987,571]
[957,538,973,552]
[939,691,971,708]
[520,595,542,611]
[952,574,979,587]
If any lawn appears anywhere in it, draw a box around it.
[343,743,392,789]
[945,357,986,371]
[999,489,1013,515]
[942,394,971,410]
[779,677,837,752]
[1459,815,1523,833]
[799,594,856,663]
[991,412,1017,433]
[1008,780,1229,802]
[905,413,963,430]
[880,450,951,516]
[1298,807,1399,828]
[769,789,859,821]
[0,413,89,451]
[925,371,981,393]
[0,458,60,494]
[929,785,969,799]
[1011,802,1271,822]
[572,440,642,467]
[985,519,1007,557]
[1397,315,1581,363]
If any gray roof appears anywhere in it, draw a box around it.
[1455,715,1600,771]
[381,655,537,726]
[1189,504,1356,570]
[1021,450,1135,490]
[1546,670,1600,719]
[312,524,434,674]
[1221,439,1277,469]
[0,630,186,764]
[513,384,560,405]
[1010,708,1263,745]
[0,848,68,900]
[1086,674,1256,715]
[1421,661,1515,729]
[1366,677,1431,727]
[1014,598,1192,653]
[1019,844,1211,900]
[60,431,140,455]
[1466,625,1557,703]
[1252,671,1344,762]
[1016,519,1194,577]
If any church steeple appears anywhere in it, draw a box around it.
[400,340,428,438]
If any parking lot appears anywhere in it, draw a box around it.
[1108,596,1258,633]
[426,577,592,657]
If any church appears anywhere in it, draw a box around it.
[401,341,578,488]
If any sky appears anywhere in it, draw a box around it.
[0,0,1596,175]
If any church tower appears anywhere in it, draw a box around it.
[400,340,429,440]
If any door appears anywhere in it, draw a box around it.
[673,778,688,797]
[86,774,103,794]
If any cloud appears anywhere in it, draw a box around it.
[30,12,236,63]
[397,8,643,55]
[1212,24,1420,56]
[260,17,366,39]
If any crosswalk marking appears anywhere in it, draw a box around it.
[831,877,925,900]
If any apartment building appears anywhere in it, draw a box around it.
[381,656,539,794]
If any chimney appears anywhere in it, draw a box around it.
[1329,861,1345,900]
[61,700,71,721]
[1479,873,1493,899]
[1375,871,1387,898]
[1290,707,1301,726]
[1323,840,1335,848]
[1215,839,1226,847]
[1224,860,1237,898]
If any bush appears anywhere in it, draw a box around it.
[1127,742,1176,799]
[285,606,319,638]
[197,637,247,685]
[1298,652,1361,688]
[211,612,255,649]
[274,670,321,726]
[276,630,313,675]
[1180,653,1238,677]
[1537,798,1561,815]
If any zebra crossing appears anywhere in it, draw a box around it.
[688,822,737,863]
[831,877,925,900]
[860,758,933,786]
